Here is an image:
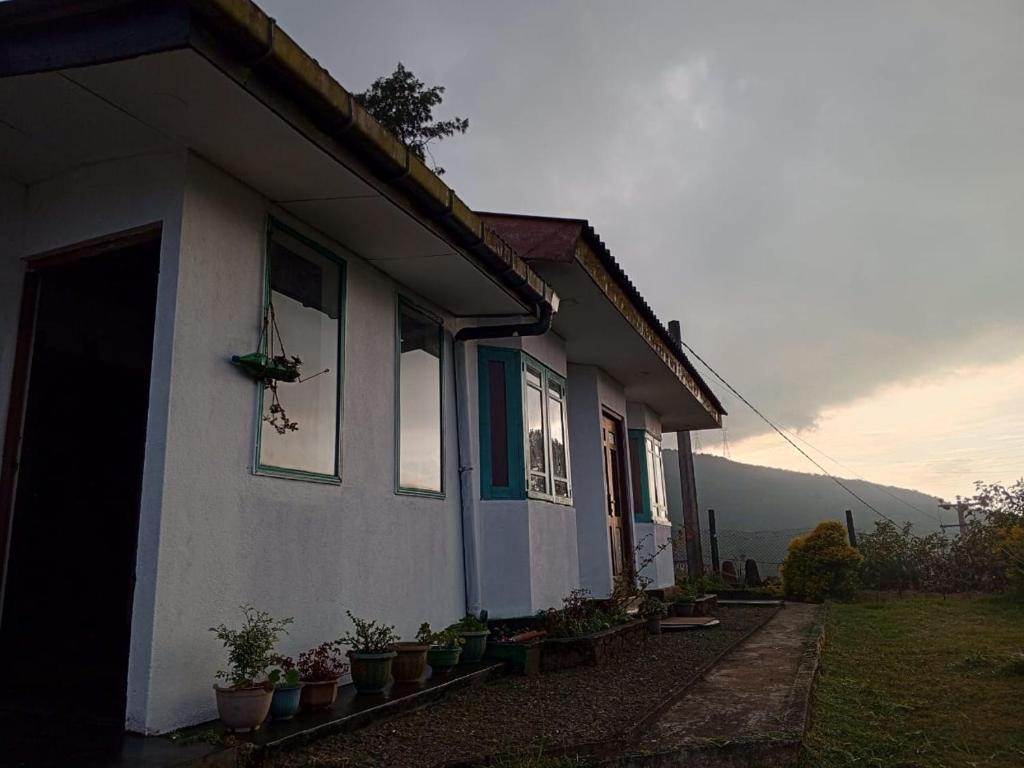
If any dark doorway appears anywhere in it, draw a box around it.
[602,412,632,580]
[0,233,159,758]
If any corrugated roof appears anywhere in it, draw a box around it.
[480,212,726,417]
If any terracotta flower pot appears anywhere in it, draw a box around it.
[458,630,490,662]
[213,684,273,732]
[391,642,429,683]
[299,678,340,711]
[348,651,396,694]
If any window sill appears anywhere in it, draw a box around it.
[396,487,446,500]
[527,491,574,508]
[254,466,342,485]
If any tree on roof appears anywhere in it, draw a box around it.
[355,62,469,176]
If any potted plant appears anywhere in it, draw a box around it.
[391,623,432,684]
[425,626,465,671]
[340,611,399,694]
[449,612,490,662]
[208,605,292,732]
[640,596,667,635]
[672,583,698,617]
[267,656,303,721]
[295,641,348,711]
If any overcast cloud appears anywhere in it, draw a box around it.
[259,0,1024,454]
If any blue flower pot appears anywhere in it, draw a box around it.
[269,683,303,720]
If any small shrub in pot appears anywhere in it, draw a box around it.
[267,656,303,720]
[425,626,465,671]
[296,641,348,711]
[208,605,292,732]
[340,611,399,694]
[449,612,490,662]
[640,596,667,634]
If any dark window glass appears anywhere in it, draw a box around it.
[487,360,509,487]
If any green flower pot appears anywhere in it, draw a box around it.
[458,630,489,662]
[347,651,396,694]
[427,646,462,670]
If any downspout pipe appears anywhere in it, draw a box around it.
[453,301,554,616]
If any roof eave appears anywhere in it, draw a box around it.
[0,0,558,316]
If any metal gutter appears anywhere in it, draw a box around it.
[187,0,557,316]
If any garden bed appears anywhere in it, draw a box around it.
[273,605,778,768]
[539,619,646,673]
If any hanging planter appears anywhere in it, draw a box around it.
[231,352,302,383]
[232,302,327,435]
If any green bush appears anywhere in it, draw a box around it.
[781,521,862,602]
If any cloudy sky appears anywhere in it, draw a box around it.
[259,0,1024,500]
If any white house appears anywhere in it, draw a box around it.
[0,0,724,736]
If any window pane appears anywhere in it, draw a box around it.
[525,366,542,388]
[259,238,340,476]
[548,394,567,484]
[526,383,546,480]
[399,306,442,492]
[529,473,548,493]
[487,360,509,487]
[554,479,570,497]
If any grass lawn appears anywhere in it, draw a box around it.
[803,594,1024,768]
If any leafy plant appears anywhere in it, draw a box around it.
[355,63,469,175]
[339,611,400,654]
[423,626,465,649]
[451,613,489,633]
[781,521,862,602]
[208,605,293,688]
[267,655,301,687]
[539,589,614,638]
[295,642,348,681]
[673,581,697,603]
[413,622,434,645]
[640,596,667,618]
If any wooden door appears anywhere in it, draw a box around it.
[602,413,628,579]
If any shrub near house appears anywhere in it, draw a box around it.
[781,521,862,602]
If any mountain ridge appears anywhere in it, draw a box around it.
[664,450,946,534]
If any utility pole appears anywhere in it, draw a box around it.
[668,319,705,576]
[845,509,858,549]
[938,496,967,535]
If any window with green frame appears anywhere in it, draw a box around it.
[628,429,669,521]
[396,300,444,495]
[256,220,345,481]
[478,346,571,503]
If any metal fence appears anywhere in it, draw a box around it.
[673,526,825,581]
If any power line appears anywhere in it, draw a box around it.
[678,340,1024,569]
[678,341,913,530]
[780,427,947,530]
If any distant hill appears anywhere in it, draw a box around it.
[664,451,944,534]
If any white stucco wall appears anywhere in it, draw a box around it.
[635,520,676,589]
[134,155,468,731]
[0,152,189,732]
[626,401,663,439]
[567,365,632,598]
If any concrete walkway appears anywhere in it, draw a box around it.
[602,603,824,767]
